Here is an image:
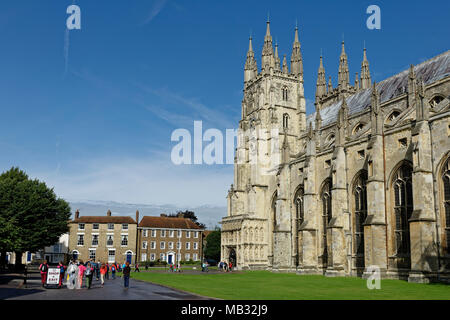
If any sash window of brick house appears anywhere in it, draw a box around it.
[92,234,99,246]
[77,234,84,246]
[121,235,128,246]
[106,235,114,246]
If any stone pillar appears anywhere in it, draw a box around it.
[408,120,438,283]
[272,165,293,271]
[298,128,319,274]
[364,134,388,277]
[326,145,347,277]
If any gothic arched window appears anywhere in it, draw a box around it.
[321,179,332,266]
[282,87,288,101]
[271,191,278,230]
[392,164,413,257]
[442,158,450,253]
[430,95,445,108]
[354,171,368,269]
[387,110,401,122]
[283,113,289,129]
[294,187,305,228]
[353,123,365,135]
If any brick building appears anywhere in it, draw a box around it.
[137,214,204,264]
[68,210,138,264]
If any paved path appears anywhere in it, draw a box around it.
[0,272,209,300]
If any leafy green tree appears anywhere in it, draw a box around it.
[0,167,71,267]
[168,210,206,229]
[204,228,221,262]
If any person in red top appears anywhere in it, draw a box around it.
[39,260,49,287]
[57,261,66,288]
[100,263,107,287]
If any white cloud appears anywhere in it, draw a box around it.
[33,155,233,208]
[135,83,237,129]
[142,0,168,25]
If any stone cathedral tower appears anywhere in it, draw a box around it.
[222,20,450,283]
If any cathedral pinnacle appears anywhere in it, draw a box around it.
[262,20,274,72]
[290,25,303,77]
[338,41,350,91]
[244,36,258,83]
[360,47,372,89]
[275,43,281,71]
[315,55,327,102]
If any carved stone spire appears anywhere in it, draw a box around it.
[244,36,258,83]
[290,26,303,78]
[315,55,327,102]
[315,102,322,131]
[274,43,281,71]
[328,76,333,93]
[338,41,350,91]
[355,72,360,90]
[337,97,348,146]
[416,78,429,121]
[282,55,288,74]
[262,19,274,73]
[371,81,383,135]
[408,64,417,107]
[360,47,371,89]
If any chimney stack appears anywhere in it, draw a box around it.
[107,210,112,217]
[136,210,140,224]
[75,209,80,220]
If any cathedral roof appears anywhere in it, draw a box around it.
[307,50,450,128]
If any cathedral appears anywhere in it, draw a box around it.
[220,20,450,283]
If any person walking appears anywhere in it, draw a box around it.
[111,263,116,279]
[77,260,86,289]
[123,261,131,289]
[85,262,94,289]
[105,263,110,280]
[100,263,107,287]
[58,261,66,288]
[66,260,77,290]
[39,260,49,288]
[94,261,100,281]
[135,263,140,272]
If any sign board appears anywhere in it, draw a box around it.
[46,268,61,286]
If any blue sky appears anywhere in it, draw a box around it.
[0,0,449,208]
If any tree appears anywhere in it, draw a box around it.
[0,167,71,268]
[204,228,221,262]
[168,210,206,229]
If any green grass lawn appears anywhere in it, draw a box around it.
[129,270,450,300]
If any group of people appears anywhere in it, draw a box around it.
[168,263,182,272]
[218,261,233,272]
[39,259,132,290]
